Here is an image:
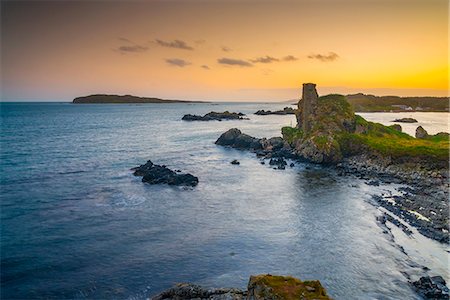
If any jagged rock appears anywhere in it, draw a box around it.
[412,276,449,299]
[416,126,428,139]
[255,107,295,115]
[182,111,246,121]
[132,160,198,187]
[230,160,240,165]
[215,128,262,150]
[151,283,245,300]
[392,117,418,123]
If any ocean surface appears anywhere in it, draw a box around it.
[1,102,448,299]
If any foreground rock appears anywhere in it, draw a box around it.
[182,111,246,121]
[151,274,331,300]
[132,160,198,186]
[255,107,295,115]
[415,126,428,138]
[412,276,449,299]
[392,117,418,123]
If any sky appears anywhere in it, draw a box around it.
[1,0,448,101]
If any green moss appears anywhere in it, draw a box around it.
[282,126,303,144]
[250,275,331,300]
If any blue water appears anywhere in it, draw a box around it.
[1,102,447,299]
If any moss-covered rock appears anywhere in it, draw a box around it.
[247,274,331,300]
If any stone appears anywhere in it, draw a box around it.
[299,83,319,132]
[412,276,449,299]
[132,160,198,187]
[416,126,428,139]
[231,160,240,165]
[390,124,402,132]
[215,128,262,150]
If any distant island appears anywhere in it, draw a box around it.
[72,94,206,104]
[345,93,449,112]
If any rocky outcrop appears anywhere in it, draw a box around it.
[151,283,245,300]
[389,124,402,132]
[132,160,198,186]
[412,276,449,299]
[215,129,293,158]
[392,117,418,123]
[215,128,263,150]
[415,126,428,139]
[255,107,295,115]
[182,111,246,121]
[151,274,331,300]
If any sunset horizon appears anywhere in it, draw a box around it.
[1,0,448,102]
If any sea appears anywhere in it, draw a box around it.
[1,102,449,299]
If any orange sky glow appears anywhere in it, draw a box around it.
[1,0,448,101]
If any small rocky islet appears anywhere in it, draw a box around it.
[254,107,295,115]
[391,117,418,123]
[182,111,247,121]
[131,160,198,187]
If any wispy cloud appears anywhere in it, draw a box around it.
[307,52,339,62]
[250,56,279,64]
[221,46,232,52]
[201,65,210,70]
[217,58,253,67]
[195,39,206,45]
[165,58,191,67]
[116,45,148,53]
[156,39,194,50]
[115,37,149,54]
[282,55,298,61]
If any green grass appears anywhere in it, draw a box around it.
[282,126,303,144]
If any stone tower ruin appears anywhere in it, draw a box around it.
[296,83,318,132]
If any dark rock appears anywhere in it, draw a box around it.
[269,157,287,170]
[255,107,295,115]
[412,276,449,299]
[182,111,246,121]
[215,128,262,150]
[231,160,240,165]
[290,163,295,167]
[392,117,418,123]
[416,126,429,139]
[151,283,245,300]
[132,160,198,187]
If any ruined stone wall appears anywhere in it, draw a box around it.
[296,83,318,132]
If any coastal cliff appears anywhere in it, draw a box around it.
[283,84,449,170]
[73,94,204,104]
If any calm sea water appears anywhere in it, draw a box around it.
[1,102,448,299]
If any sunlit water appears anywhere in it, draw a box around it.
[1,103,448,299]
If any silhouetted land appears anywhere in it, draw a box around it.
[73,94,206,104]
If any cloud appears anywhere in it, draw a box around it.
[201,65,210,70]
[221,46,232,52]
[307,52,339,62]
[155,39,194,50]
[282,55,298,61]
[217,58,253,67]
[250,56,280,63]
[165,58,191,67]
[116,45,148,54]
[115,37,149,54]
